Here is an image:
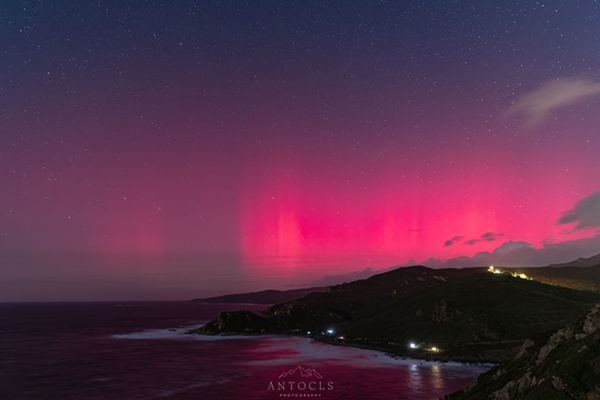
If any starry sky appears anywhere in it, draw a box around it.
[2,1,600,301]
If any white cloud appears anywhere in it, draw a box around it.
[507,77,600,127]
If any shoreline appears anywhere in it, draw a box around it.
[310,335,498,367]
[189,327,498,368]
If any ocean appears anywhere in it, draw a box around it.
[0,302,490,399]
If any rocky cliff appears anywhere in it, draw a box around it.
[446,304,600,399]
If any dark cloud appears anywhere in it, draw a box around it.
[423,234,600,268]
[450,232,504,246]
[481,232,503,242]
[494,241,532,254]
[558,191,600,230]
[444,236,464,247]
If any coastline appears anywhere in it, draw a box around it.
[188,313,498,368]
[309,335,498,367]
[190,301,507,366]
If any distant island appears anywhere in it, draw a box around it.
[192,286,328,304]
[193,254,600,398]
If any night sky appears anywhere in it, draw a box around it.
[2,1,600,301]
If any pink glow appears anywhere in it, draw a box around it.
[239,134,600,277]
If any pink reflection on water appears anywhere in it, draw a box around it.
[224,335,490,400]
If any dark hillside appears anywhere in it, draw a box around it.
[196,266,600,362]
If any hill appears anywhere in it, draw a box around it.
[191,287,328,304]
[195,266,600,362]
[446,304,600,399]
[507,261,600,293]
[546,253,600,268]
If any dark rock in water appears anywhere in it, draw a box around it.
[446,304,600,399]
[194,310,274,334]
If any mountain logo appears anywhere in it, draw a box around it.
[267,365,334,396]
[278,365,323,379]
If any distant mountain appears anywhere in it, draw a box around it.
[446,304,600,399]
[546,252,600,268]
[506,255,600,293]
[306,267,383,287]
[195,266,600,362]
[192,287,328,304]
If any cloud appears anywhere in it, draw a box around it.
[444,235,464,247]
[481,231,503,242]
[424,234,600,269]
[558,191,600,230]
[494,241,532,255]
[507,77,600,127]
[449,232,503,246]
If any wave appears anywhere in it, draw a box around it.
[111,323,268,341]
[151,377,235,398]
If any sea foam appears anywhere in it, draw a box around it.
[112,323,269,341]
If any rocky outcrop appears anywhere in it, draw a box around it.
[193,310,274,334]
[446,304,600,399]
